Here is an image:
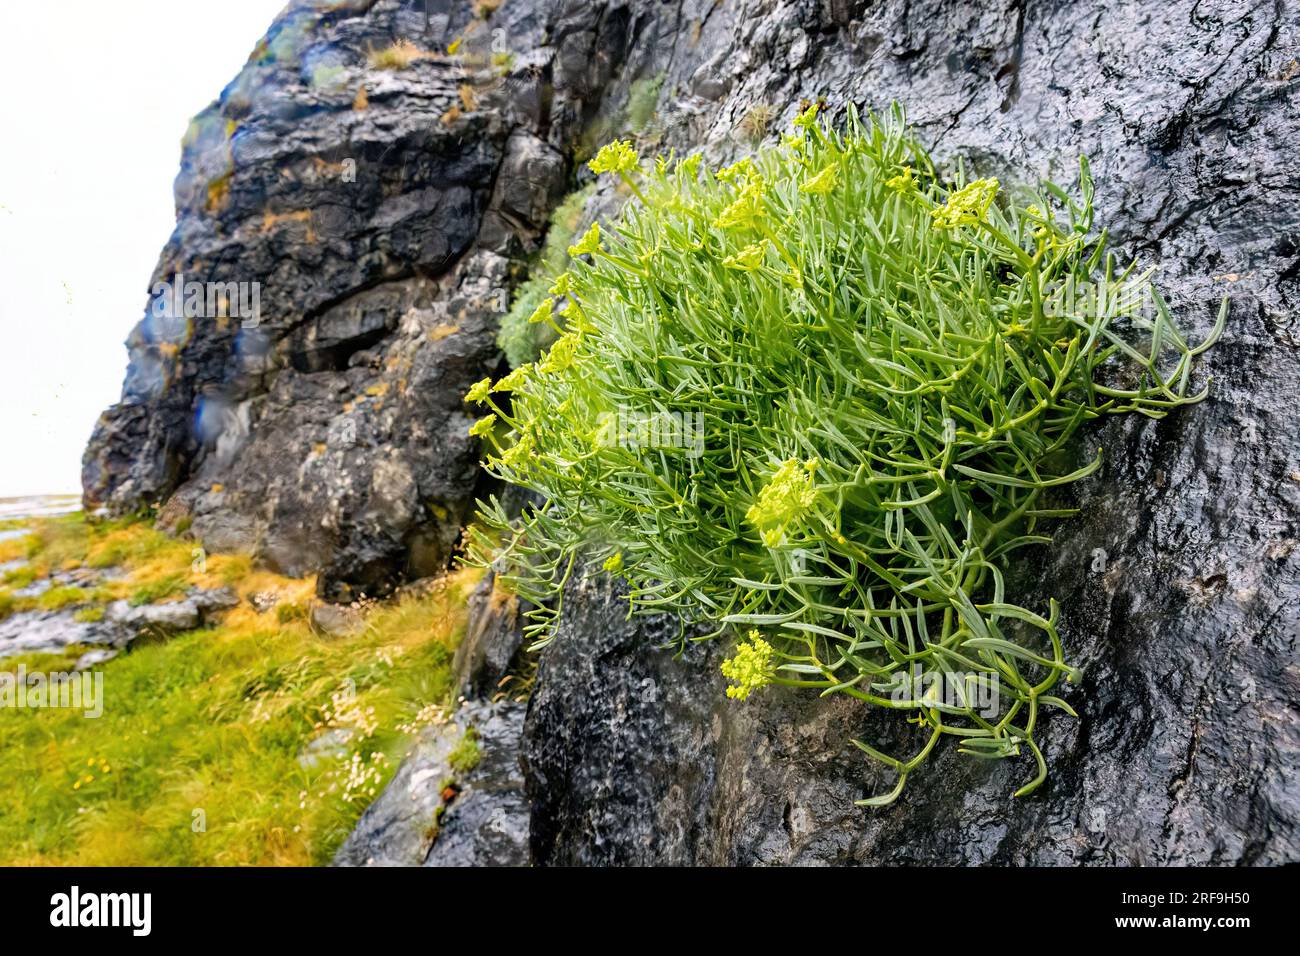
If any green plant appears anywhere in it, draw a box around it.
[626,74,664,135]
[276,602,306,624]
[73,606,105,624]
[37,587,91,612]
[497,183,597,367]
[128,573,188,607]
[447,727,481,774]
[466,104,1223,804]
[3,566,36,588]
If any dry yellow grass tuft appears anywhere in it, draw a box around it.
[367,38,429,71]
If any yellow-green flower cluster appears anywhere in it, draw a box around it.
[465,377,492,404]
[497,432,533,471]
[528,298,555,325]
[885,165,914,194]
[745,458,819,546]
[568,222,602,257]
[931,177,1000,229]
[722,241,768,271]
[538,332,579,374]
[712,180,766,231]
[468,413,496,438]
[494,364,531,392]
[716,157,756,185]
[800,162,839,195]
[602,552,624,573]
[588,140,639,175]
[720,631,776,700]
[793,103,819,131]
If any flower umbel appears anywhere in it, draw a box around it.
[568,222,602,257]
[885,165,915,194]
[800,163,839,195]
[588,140,640,175]
[497,432,534,471]
[721,631,776,700]
[712,180,766,231]
[538,332,579,374]
[528,298,555,325]
[931,177,1000,229]
[468,414,496,438]
[465,377,492,404]
[746,458,820,546]
[494,365,531,392]
[722,241,768,271]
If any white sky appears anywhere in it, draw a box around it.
[0,0,287,498]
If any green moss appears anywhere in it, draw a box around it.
[2,566,36,588]
[447,727,481,775]
[73,606,105,624]
[626,74,664,135]
[37,587,92,612]
[497,183,597,367]
[128,573,188,608]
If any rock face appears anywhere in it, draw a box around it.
[518,0,1296,865]
[334,700,529,867]
[82,0,574,600]
[90,0,1298,864]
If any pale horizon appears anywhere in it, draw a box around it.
[0,0,286,499]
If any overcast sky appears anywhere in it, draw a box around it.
[0,1,286,498]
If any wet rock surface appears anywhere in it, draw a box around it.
[85,0,1299,863]
[333,700,529,867]
[0,585,240,658]
[82,0,574,601]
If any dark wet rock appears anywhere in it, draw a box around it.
[525,541,1298,865]
[104,587,240,644]
[452,571,527,699]
[104,599,202,635]
[333,700,528,867]
[496,0,1300,868]
[81,0,575,601]
[190,586,240,614]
